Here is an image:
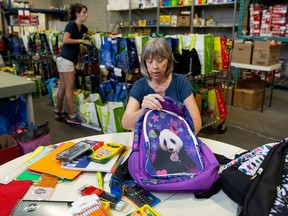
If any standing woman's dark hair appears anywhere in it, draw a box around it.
[68,3,88,21]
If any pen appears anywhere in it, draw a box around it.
[96,171,103,190]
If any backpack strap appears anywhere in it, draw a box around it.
[214,153,232,165]
[194,178,222,199]
[159,97,185,117]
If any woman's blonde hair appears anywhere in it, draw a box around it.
[140,37,174,79]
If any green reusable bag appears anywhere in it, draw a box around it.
[96,102,126,134]
[204,34,214,74]
[79,93,102,131]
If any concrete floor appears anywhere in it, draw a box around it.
[33,89,288,151]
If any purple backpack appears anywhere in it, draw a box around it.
[128,96,220,192]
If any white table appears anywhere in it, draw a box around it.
[0,72,36,123]
[0,132,244,216]
[230,62,281,112]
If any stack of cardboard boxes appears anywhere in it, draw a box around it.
[230,40,282,110]
[232,40,281,66]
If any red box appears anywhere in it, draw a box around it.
[0,135,19,165]
[19,15,30,24]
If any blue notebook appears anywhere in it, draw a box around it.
[61,153,119,172]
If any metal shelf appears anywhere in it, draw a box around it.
[238,35,288,43]
[6,7,68,14]
[191,0,238,38]
[194,2,236,7]
[237,0,288,42]
[160,5,192,9]
[194,24,238,28]
[113,0,238,36]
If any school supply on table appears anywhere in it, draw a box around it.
[110,146,131,174]
[89,141,126,164]
[25,174,59,200]
[110,159,133,199]
[56,140,93,162]
[80,184,127,211]
[69,194,110,216]
[28,142,81,180]
[16,169,42,182]
[97,171,103,189]
[61,149,122,172]
[122,182,160,208]
[0,146,53,185]
[221,138,288,216]
[128,96,220,195]
[127,204,160,216]
[0,180,32,216]
[11,200,71,216]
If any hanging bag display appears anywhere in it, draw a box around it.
[96,102,126,134]
[116,37,140,71]
[79,93,102,131]
[215,86,228,120]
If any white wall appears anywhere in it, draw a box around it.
[62,0,120,32]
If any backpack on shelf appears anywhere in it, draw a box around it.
[128,96,220,194]
[220,138,288,216]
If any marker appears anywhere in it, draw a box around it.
[97,171,103,190]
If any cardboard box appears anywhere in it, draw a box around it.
[0,135,19,165]
[233,88,264,110]
[233,79,265,110]
[171,15,178,27]
[177,15,190,26]
[159,15,170,26]
[232,41,253,64]
[221,86,233,106]
[252,41,281,66]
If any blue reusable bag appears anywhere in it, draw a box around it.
[45,77,58,105]
[100,36,116,68]
[116,37,140,71]
[0,97,28,135]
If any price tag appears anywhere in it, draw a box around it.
[114,67,122,77]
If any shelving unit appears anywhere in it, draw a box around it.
[114,4,159,33]
[113,0,238,38]
[237,0,288,42]
[192,1,238,38]
[0,1,68,34]
[236,0,288,91]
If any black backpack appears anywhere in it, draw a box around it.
[221,138,288,216]
[173,48,201,76]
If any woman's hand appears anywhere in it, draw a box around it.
[81,39,92,46]
[141,94,165,110]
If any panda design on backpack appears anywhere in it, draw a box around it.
[143,108,204,177]
[128,96,220,192]
[153,128,198,174]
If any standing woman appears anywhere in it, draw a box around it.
[55,3,91,124]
